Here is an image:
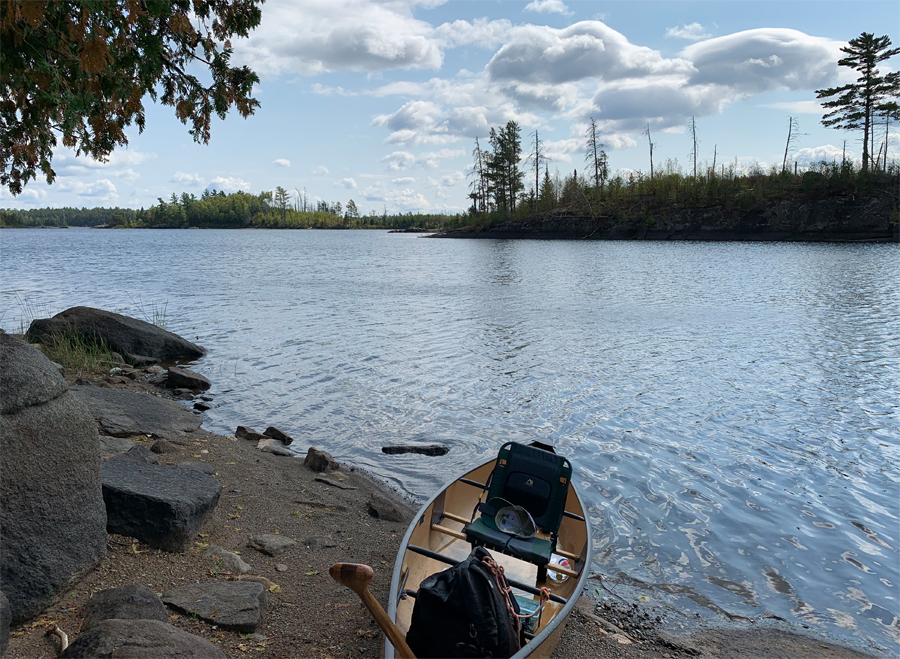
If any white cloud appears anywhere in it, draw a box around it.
[433,18,513,49]
[418,148,465,169]
[392,177,416,185]
[273,158,291,167]
[524,0,572,16]
[337,177,358,189]
[793,144,854,165]
[206,176,251,194]
[171,172,204,186]
[53,148,155,178]
[17,188,48,204]
[312,166,330,176]
[56,178,118,201]
[666,23,711,41]
[311,83,358,96]
[682,29,842,93]
[763,100,824,114]
[234,0,442,77]
[486,22,694,85]
[382,151,417,171]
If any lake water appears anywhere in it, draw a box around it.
[2,228,898,654]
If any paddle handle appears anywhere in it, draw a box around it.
[330,563,416,659]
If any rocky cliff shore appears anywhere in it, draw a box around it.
[435,195,899,242]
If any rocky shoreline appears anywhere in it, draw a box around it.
[1,308,887,658]
[431,195,899,243]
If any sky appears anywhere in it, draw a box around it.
[2,0,899,215]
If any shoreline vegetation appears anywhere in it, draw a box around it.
[1,163,897,242]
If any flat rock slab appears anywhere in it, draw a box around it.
[248,534,297,557]
[101,455,222,552]
[72,385,202,439]
[163,581,266,633]
[256,438,292,456]
[382,444,449,456]
[99,435,136,460]
[81,584,168,631]
[204,546,252,575]
[177,460,217,476]
[61,619,228,658]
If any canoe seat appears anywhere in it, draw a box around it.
[464,442,572,573]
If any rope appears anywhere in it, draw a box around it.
[481,555,552,645]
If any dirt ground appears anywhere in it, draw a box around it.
[4,374,887,659]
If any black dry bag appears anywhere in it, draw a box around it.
[405,546,523,659]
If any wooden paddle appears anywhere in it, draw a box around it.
[329,563,416,659]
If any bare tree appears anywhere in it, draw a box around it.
[781,117,803,173]
[688,117,699,178]
[527,130,548,211]
[642,124,655,180]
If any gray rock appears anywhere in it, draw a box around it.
[304,447,338,472]
[27,306,206,364]
[167,366,211,391]
[0,335,107,624]
[382,444,449,456]
[0,591,9,658]
[194,401,212,412]
[204,546,252,575]
[61,619,228,658]
[235,425,267,441]
[248,534,297,557]
[110,352,126,365]
[256,438,292,457]
[101,456,222,552]
[150,439,176,454]
[80,584,167,631]
[163,582,266,633]
[367,493,405,522]
[119,445,160,465]
[71,385,202,440]
[301,536,338,550]
[0,333,67,415]
[145,365,164,374]
[263,426,293,446]
[147,373,167,386]
[275,564,288,572]
[99,435,136,460]
[177,460,216,476]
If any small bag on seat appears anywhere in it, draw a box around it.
[405,546,523,659]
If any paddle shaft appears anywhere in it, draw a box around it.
[329,563,416,659]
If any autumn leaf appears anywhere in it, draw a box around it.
[79,38,109,73]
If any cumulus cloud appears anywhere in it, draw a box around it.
[53,148,154,178]
[524,0,572,16]
[206,176,250,194]
[681,28,842,93]
[433,18,513,49]
[382,151,416,171]
[234,0,442,76]
[273,158,291,167]
[418,148,465,169]
[793,144,853,166]
[361,180,431,211]
[312,166,330,176]
[666,23,711,41]
[337,177,358,189]
[56,178,118,200]
[486,22,693,85]
[17,188,48,204]
[311,83,358,96]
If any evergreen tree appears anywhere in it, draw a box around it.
[816,32,900,172]
[273,186,290,223]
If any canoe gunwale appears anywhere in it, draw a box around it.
[385,445,593,659]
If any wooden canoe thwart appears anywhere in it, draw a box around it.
[380,441,593,659]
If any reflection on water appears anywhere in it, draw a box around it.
[2,230,898,654]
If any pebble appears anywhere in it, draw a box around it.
[275,564,288,572]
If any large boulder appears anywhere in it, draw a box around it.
[27,306,206,365]
[0,591,10,658]
[101,454,222,552]
[0,335,107,624]
[61,619,229,658]
[80,584,168,631]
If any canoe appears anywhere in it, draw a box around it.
[385,441,592,658]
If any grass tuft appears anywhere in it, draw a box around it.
[38,330,117,375]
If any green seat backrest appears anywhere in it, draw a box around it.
[481,442,572,537]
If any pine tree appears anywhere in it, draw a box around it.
[816,32,900,172]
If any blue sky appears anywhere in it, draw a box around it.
[2,0,898,215]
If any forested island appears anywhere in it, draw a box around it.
[2,162,897,242]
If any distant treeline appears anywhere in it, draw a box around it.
[0,189,463,230]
